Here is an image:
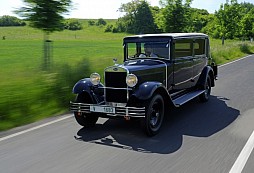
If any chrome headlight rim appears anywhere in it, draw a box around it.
[126,74,138,87]
[90,72,101,86]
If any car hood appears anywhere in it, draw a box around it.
[122,59,168,73]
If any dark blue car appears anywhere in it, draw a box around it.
[70,33,218,136]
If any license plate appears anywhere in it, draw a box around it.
[90,105,115,114]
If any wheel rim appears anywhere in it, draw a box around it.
[204,78,211,98]
[149,98,163,129]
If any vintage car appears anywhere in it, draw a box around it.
[70,33,218,136]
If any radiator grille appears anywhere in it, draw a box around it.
[105,72,127,103]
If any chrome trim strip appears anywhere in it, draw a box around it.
[192,72,202,81]
[99,87,132,90]
[174,72,201,86]
[174,78,192,86]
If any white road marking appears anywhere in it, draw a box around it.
[0,115,72,142]
[221,54,254,172]
[229,130,254,173]
[219,55,253,68]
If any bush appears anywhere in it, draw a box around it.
[112,27,119,33]
[239,43,252,54]
[88,20,95,26]
[111,21,125,33]
[105,25,113,32]
[0,15,26,27]
[96,18,107,26]
[65,19,83,30]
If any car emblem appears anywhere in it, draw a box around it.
[113,68,118,71]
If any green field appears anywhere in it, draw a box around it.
[0,21,253,131]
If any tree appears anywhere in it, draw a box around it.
[201,14,221,38]
[16,0,72,70]
[215,0,241,39]
[135,0,158,34]
[239,9,254,39]
[151,6,163,33]
[117,0,157,34]
[159,0,193,33]
[188,8,209,32]
[240,2,254,12]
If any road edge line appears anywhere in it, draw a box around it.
[0,115,72,142]
[229,130,254,173]
[219,55,253,68]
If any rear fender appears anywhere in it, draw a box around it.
[198,66,215,87]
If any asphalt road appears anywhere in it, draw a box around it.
[1,55,254,173]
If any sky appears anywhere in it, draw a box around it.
[0,0,254,19]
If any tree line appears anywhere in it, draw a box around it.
[7,0,254,40]
[110,0,254,39]
[0,15,26,26]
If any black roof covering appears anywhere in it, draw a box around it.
[124,33,208,43]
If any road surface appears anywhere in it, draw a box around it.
[1,55,254,173]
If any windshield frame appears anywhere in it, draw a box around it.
[123,37,171,61]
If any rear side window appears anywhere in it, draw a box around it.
[194,39,205,56]
[174,39,192,58]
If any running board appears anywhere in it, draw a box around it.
[172,90,205,107]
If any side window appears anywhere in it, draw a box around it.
[194,39,205,56]
[174,39,192,58]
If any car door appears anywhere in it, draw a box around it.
[172,39,193,91]
[192,38,208,85]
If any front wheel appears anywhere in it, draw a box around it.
[74,93,98,127]
[141,94,165,136]
[74,112,98,128]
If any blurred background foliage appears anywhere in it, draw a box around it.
[0,20,125,130]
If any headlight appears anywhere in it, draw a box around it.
[126,74,138,87]
[90,73,101,85]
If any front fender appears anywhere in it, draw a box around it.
[72,78,93,94]
[133,82,167,100]
[72,78,104,103]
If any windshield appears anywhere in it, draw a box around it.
[126,41,170,60]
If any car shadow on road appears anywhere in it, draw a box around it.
[74,95,239,154]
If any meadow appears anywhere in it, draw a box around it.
[0,20,253,131]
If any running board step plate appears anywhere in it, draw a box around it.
[172,90,205,107]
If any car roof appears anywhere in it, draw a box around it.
[124,33,208,40]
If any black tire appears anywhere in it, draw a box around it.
[199,75,211,102]
[74,94,98,127]
[74,112,98,127]
[141,94,165,136]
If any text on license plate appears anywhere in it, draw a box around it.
[90,106,115,114]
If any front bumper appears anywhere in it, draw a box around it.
[70,102,146,118]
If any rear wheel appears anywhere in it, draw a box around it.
[199,75,211,102]
[74,93,98,127]
[141,94,165,136]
